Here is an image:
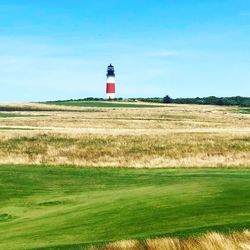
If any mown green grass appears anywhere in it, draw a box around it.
[0,113,35,118]
[240,108,250,114]
[0,166,249,250]
[46,101,162,108]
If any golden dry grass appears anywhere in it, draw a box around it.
[0,102,249,167]
[89,231,250,250]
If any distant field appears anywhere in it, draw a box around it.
[45,101,162,108]
[0,166,250,250]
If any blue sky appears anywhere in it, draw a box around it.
[0,0,250,101]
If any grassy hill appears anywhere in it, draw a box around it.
[0,165,250,249]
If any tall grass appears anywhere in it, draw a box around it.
[0,133,249,167]
[0,103,249,167]
[90,231,250,250]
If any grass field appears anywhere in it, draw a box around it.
[0,102,249,249]
[0,165,250,250]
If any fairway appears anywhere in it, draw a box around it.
[45,101,162,108]
[0,166,250,250]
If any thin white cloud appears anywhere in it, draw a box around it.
[240,12,250,16]
[146,50,197,58]
[147,50,181,57]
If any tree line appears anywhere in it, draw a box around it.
[47,96,250,107]
[128,96,250,107]
[162,96,250,107]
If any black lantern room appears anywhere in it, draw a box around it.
[107,64,115,77]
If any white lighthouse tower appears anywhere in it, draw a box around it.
[106,64,116,99]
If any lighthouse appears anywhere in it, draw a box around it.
[106,64,116,99]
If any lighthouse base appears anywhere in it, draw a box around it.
[106,93,116,99]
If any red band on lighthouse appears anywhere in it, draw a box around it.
[106,83,115,93]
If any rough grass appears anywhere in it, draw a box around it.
[0,103,249,167]
[0,166,250,250]
[90,231,250,250]
[0,133,249,167]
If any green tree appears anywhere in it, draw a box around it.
[163,95,172,103]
